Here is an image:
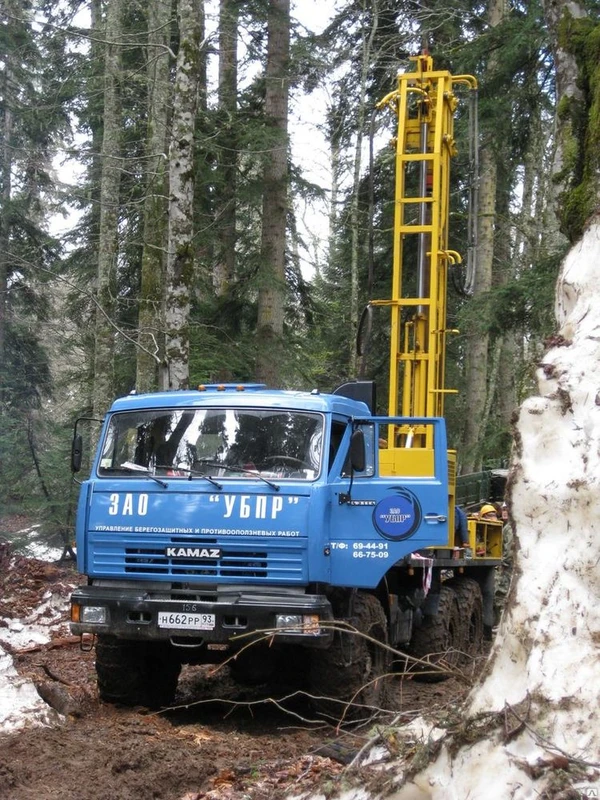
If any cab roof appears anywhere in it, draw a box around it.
[108,385,371,417]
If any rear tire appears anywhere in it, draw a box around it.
[445,577,483,664]
[309,592,390,719]
[95,636,181,708]
[407,584,461,682]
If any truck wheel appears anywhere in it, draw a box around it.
[309,592,390,719]
[444,577,483,662]
[95,636,181,708]
[407,584,461,683]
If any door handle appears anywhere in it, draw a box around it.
[423,514,447,523]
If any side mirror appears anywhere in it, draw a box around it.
[71,434,83,473]
[349,429,366,473]
[70,416,103,480]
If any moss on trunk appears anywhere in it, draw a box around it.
[556,13,600,241]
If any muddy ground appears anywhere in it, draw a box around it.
[0,536,478,800]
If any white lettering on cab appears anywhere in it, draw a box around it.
[108,493,149,516]
[222,494,285,520]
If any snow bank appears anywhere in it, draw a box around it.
[471,223,600,717]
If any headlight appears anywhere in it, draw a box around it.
[80,605,108,624]
[276,614,303,630]
[275,614,320,634]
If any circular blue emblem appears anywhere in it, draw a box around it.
[373,488,421,541]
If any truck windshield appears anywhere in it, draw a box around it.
[98,408,324,481]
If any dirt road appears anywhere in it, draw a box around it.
[0,552,474,800]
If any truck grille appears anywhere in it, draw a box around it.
[89,536,307,583]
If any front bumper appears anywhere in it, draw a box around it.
[70,582,334,648]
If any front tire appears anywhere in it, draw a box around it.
[95,636,181,708]
[309,592,390,719]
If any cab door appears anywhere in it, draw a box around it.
[327,417,448,588]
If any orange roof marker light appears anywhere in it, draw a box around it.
[194,383,268,392]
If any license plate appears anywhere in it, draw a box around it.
[157,612,215,630]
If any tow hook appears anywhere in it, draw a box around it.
[80,632,95,652]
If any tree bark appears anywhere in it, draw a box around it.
[460,148,496,473]
[214,0,239,297]
[255,0,290,386]
[161,0,202,390]
[348,0,378,377]
[459,0,505,474]
[0,57,13,384]
[327,111,342,275]
[136,0,172,393]
[541,0,588,237]
[93,0,123,419]
[498,103,544,433]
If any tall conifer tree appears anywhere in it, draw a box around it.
[256,0,291,385]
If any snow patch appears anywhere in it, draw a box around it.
[0,536,74,735]
[9,523,65,562]
[393,738,538,800]
[0,645,63,734]
[470,219,600,740]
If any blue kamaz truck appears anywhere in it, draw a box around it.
[70,382,500,710]
[70,57,503,711]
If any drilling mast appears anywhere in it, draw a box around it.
[374,54,477,458]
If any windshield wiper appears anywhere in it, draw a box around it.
[195,461,280,491]
[151,464,223,490]
[189,472,223,489]
[110,463,168,489]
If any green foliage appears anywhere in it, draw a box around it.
[0,0,571,516]
[458,249,560,344]
[0,0,83,533]
[0,409,79,539]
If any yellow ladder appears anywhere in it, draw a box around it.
[374,55,476,451]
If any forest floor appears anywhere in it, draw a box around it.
[0,518,480,800]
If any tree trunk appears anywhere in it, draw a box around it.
[136,0,172,393]
[498,104,543,432]
[93,0,123,419]
[460,147,496,473]
[213,0,239,297]
[255,0,290,386]
[541,0,588,239]
[160,0,202,390]
[0,58,13,384]
[347,0,378,377]
[459,0,505,474]
[327,112,342,275]
[490,159,515,456]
